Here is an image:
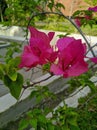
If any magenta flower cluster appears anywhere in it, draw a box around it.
[50,37,88,78]
[88,6,97,12]
[19,27,57,68]
[75,6,97,27]
[19,27,96,78]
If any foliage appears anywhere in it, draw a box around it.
[4,73,23,99]
[0,56,23,99]
[68,70,96,93]
[18,105,79,130]
[77,90,97,130]
[0,0,97,130]
[1,0,65,26]
[30,85,55,104]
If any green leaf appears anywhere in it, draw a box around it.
[8,57,21,68]
[0,69,3,80]
[30,118,37,129]
[62,125,70,130]
[86,80,96,92]
[56,3,65,9]
[0,64,4,80]
[8,67,17,81]
[47,123,55,130]
[70,125,80,130]
[57,33,70,38]
[42,63,50,72]
[67,112,78,126]
[36,94,44,103]
[68,118,77,127]
[38,114,47,124]
[19,119,29,130]
[30,90,38,98]
[4,73,23,99]
[48,2,54,11]
[54,126,61,130]
[6,57,21,81]
[32,108,41,115]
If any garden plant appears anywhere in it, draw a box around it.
[0,0,97,130]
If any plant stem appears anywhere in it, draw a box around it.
[23,74,53,89]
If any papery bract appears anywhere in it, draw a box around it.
[50,37,88,78]
[19,27,57,68]
[88,6,97,12]
[19,45,39,68]
[28,26,55,43]
[74,18,81,27]
[74,14,92,27]
[90,57,97,64]
[85,15,92,20]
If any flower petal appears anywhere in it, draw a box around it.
[52,37,88,78]
[90,57,97,64]
[63,60,88,78]
[19,46,39,68]
[28,26,50,46]
[74,18,81,27]
[50,64,64,75]
[48,32,55,41]
[57,37,75,51]
[88,6,97,12]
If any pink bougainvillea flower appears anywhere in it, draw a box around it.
[74,18,82,27]
[74,9,93,27]
[90,57,97,64]
[88,6,97,12]
[50,37,88,78]
[85,14,92,20]
[19,27,57,68]
[19,45,39,68]
[28,26,55,44]
[74,14,92,27]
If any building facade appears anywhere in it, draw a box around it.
[56,0,89,16]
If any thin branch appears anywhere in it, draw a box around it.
[86,43,97,55]
[17,88,26,102]
[23,74,53,89]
